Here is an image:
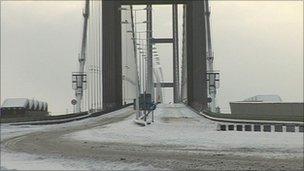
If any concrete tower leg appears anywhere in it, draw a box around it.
[102,1,122,111]
[186,1,208,111]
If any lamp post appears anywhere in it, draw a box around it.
[120,6,154,119]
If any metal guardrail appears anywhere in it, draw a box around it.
[4,104,134,126]
[5,103,303,127]
[10,113,91,126]
[1,112,87,124]
[200,110,304,125]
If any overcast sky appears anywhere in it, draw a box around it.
[1,1,303,114]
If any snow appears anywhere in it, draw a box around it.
[1,149,156,171]
[66,104,304,158]
[1,105,303,170]
[1,124,51,140]
[0,107,134,141]
[0,107,133,140]
[0,107,159,170]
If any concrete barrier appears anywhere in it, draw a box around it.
[236,125,243,131]
[228,125,234,131]
[299,125,304,132]
[263,125,271,132]
[245,125,252,131]
[254,125,261,132]
[217,123,303,133]
[286,125,296,132]
[220,125,226,131]
[274,125,283,132]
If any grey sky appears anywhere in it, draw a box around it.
[1,1,303,114]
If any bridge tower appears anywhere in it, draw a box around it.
[102,0,208,112]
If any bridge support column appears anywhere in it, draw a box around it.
[101,0,208,112]
[102,1,122,111]
[186,1,207,111]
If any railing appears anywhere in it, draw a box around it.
[2,104,134,125]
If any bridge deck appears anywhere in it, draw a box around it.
[1,104,303,170]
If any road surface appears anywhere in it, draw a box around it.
[1,104,303,170]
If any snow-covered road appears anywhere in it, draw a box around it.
[1,107,155,170]
[66,104,304,157]
[1,104,303,170]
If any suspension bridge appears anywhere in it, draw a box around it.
[1,1,303,170]
[2,0,302,125]
[67,0,304,126]
[71,0,220,122]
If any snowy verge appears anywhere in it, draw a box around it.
[1,107,142,170]
[1,149,157,170]
[65,104,304,158]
